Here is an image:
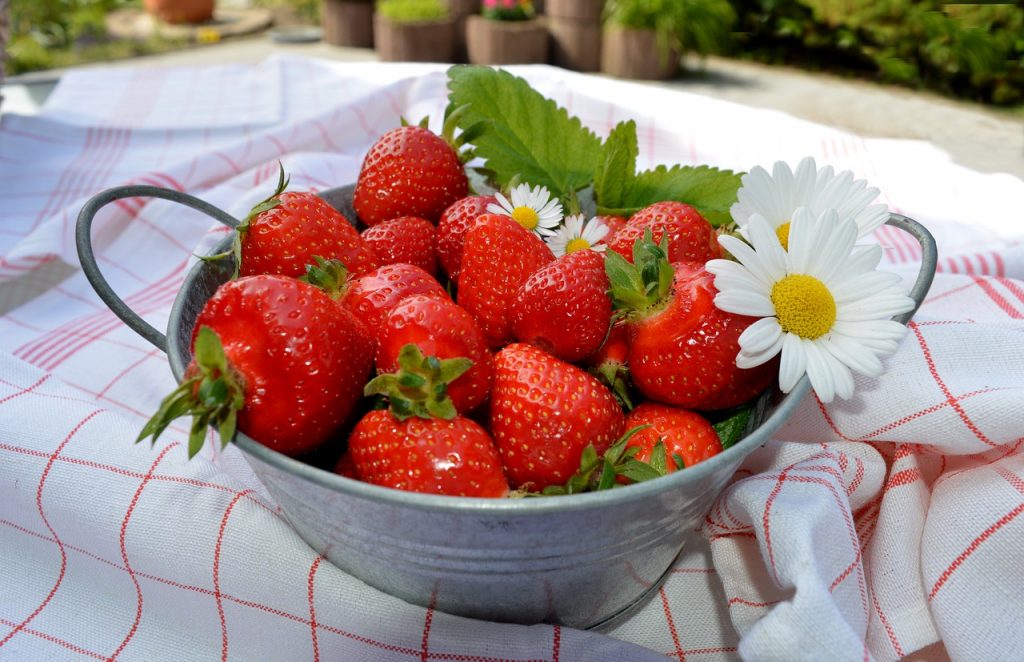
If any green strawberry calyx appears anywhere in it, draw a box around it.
[590,360,635,411]
[540,424,685,495]
[605,229,675,320]
[137,326,246,459]
[299,256,350,300]
[364,344,472,421]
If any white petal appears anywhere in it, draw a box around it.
[488,192,514,216]
[793,157,819,203]
[714,290,776,317]
[739,317,783,354]
[819,342,856,400]
[803,338,836,403]
[778,332,807,393]
[707,259,770,295]
[786,207,820,273]
[824,334,884,377]
[718,235,778,288]
[832,245,884,283]
[737,336,784,368]
[855,205,890,237]
[836,293,915,322]
[744,215,788,281]
[830,270,902,304]
[811,215,858,284]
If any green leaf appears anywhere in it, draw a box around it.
[713,405,753,450]
[188,416,208,459]
[618,459,664,484]
[447,65,603,201]
[650,441,668,474]
[218,409,238,448]
[193,327,227,373]
[594,120,639,211]
[596,164,743,222]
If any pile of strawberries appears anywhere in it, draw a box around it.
[141,123,776,498]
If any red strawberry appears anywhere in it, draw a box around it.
[354,125,468,226]
[594,214,628,237]
[608,201,721,265]
[377,294,492,414]
[347,345,508,497]
[585,321,633,409]
[437,195,497,281]
[457,214,554,348]
[622,403,722,475]
[607,235,775,410]
[361,216,438,275]
[139,275,374,457]
[510,249,612,363]
[237,170,378,279]
[490,343,625,490]
[339,263,449,339]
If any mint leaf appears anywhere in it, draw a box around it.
[447,66,602,202]
[594,120,638,211]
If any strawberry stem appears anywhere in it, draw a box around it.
[540,425,656,495]
[300,256,350,299]
[605,230,675,315]
[137,326,245,458]
[364,344,472,421]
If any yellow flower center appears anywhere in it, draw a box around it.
[770,274,836,339]
[511,206,539,230]
[565,238,591,254]
[775,222,792,250]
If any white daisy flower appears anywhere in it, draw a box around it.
[545,214,611,257]
[707,208,915,403]
[730,157,889,249]
[487,182,563,238]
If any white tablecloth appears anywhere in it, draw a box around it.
[2,58,1023,661]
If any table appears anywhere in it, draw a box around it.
[1,57,1023,661]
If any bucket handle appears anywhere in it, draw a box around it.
[885,213,937,325]
[75,185,239,353]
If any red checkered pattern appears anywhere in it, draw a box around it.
[2,59,1022,661]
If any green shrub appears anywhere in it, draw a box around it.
[481,0,536,21]
[604,0,736,59]
[377,0,448,22]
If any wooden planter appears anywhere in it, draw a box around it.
[446,0,479,62]
[546,0,603,71]
[466,15,549,66]
[322,0,374,49]
[143,0,214,24]
[600,26,680,80]
[374,14,457,63]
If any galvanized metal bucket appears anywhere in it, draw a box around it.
[77,184,937,629]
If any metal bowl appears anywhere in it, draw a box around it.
[77,184,937,628]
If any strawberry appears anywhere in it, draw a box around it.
[354,124,468,226]
[377,294,492,414]
[585,321,634,409]
[608,201,721,265]
[360,215,438,276]
[622,403,722,475]
[594,214,628,237]
[138,275,374,457]
[607,234,776,410]
[234,168,378,279]
[457,214,554,348]
[437,194,497,281]
[490,343,625,490]
[347,345,509,497]
[510,249,612,363]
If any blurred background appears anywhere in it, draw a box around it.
[2,0,1022,108]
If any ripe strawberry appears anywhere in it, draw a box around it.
[347,345,508,497]
[594,214,628,237]
[354,125,468,226]
[608,201,721,265]
[437,195,497,281]
[138,275,374,457]
[377,294,492,414]
[607,234,776,410]
[360,216,438,276]
[235,168,379,279]
[510,249,612,362]
[622,403,722,475]
[585,321,634,409]
[457,214,554,348]
[490,343,625,490]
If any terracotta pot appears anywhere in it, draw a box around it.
[600,26,680,80]
[548,17,601,71]
[445,0,478,62]
[374,14,457,63]
[322,0,374,49]
[143,0,215,24]
[545,0,602,21]
[466,15,549,66]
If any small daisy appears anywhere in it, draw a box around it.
[545,214,611,257]
[731,157,889,250]
[488,182,563,238]
[707,208,915,403]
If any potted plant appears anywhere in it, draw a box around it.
[143,0,215,24]
[466,0,548,66]
[323,0,375,48]
[601,0,734,80]
[374,0,457,62]
[546,0,603,71]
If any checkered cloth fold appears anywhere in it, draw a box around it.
[1,59,1022,661]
